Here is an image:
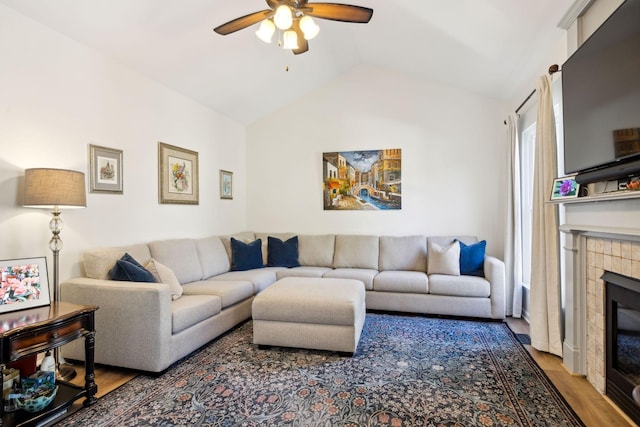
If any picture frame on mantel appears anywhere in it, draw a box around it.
[158,142,199,205]
[550,175,580,201]
[220,170,233,200]
[0,257,51,314]
[89,144,123,194]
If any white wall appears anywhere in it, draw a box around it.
[0,5,247,284]
[246,64,510,258]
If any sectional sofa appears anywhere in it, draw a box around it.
[61,232,506,373]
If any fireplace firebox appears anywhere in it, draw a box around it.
[604,270,640,425]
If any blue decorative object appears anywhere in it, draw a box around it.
[267,236,300,268]
[108,253,156,282]
[18,386,58,413]
[457,240,486,277]
[230,238,264,271]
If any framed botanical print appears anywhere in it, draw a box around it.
[220,170,233,200]
[89,144,123,194]
[158,142,199,205]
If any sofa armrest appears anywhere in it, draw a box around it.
[484,256,506,319]
[61,277,173,371]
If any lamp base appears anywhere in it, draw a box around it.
[55,363,77,382]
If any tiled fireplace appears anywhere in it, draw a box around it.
[562,226,640,422]
[585,236,640,392]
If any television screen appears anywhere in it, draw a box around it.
[562,0,640,175]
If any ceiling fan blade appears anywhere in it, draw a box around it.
[304,3,373,23]
[213,10,271,35]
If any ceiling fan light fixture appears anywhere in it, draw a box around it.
[282,29,299,50]
[299,15,320,40]
[274,4,293,30]
[255,19,276,43]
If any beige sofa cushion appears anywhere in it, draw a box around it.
[83,244,151,280]
[333,235,379,269]
[171,295,221,334]
[373,271,429,293]
[196,236,230,278]
[429,274,490,298]
[298,234,335,267]
[323,268,378,290]
[148,239,203,285]
[182,280,254,308]
[379,235,427,272]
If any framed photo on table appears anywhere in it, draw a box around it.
[220,170,233,200]
[89,144,123,194]
[158,142,199,205]
[0,257,50,314]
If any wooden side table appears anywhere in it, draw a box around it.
[0,302,98,427]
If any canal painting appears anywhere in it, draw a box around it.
[323,149,401,210]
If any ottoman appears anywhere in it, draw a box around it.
[252,277,366,354]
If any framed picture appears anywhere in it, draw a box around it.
[158,142,199,205]
[0,257,51,314]
[551,175,580,200]
[89,144,123,194]
[220,170,233,200]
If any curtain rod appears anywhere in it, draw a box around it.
[503,64,561,124]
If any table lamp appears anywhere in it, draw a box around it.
[23,168,86,381]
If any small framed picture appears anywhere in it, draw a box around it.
[0,257,51,314]
[551,175,580,200]
[220,170,233,200]
[158,142,199,205]
[89,144,123,194]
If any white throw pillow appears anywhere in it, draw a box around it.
[427,240,460,276]
[146,258,183,300]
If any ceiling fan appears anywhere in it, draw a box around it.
[213,0,373,55]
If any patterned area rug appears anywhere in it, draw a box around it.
[59,314,584,426]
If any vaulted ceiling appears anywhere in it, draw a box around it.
[0,0,575,124]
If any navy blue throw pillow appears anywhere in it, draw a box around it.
[457,240,486,277]
[108,253,156,282]
[267,236,300,268]
[230,238,264,271]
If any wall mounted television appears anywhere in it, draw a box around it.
[562,0,640,184]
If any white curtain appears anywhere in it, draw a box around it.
[504,113,523,318]
[529,75,563,356]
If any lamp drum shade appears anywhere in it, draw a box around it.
[23,168,87,208]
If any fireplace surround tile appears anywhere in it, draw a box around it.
[586,236,640,394]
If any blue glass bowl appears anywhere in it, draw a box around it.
[18,386,58,413]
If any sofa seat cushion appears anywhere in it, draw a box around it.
[373,271,429,294]
[181,280,254,309]
[171,295,221,334]
[323,268,378,291]
[212,269,278,293]
[276,266,333,279]
[428,274,490,298]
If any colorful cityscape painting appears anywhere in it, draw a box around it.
[323,149,401,210]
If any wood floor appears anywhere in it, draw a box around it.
[64,318,636,426]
